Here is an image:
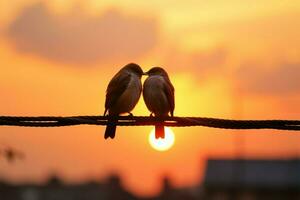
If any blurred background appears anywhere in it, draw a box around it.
[0,0,299,199]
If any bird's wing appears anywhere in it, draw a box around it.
[163,77,175,116]
[105,71,131,110]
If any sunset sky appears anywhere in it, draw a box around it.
[0,0,300,197]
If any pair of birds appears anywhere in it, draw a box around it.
[104,63,174,140]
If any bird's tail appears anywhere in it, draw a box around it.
[105,118,117,139]
[155,124,165,139]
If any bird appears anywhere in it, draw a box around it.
[104,63,144,139]
[0,146,25,163]
[143,67,175,139]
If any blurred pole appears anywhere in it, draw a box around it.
[232,88,245,159]
[231,86,245,199]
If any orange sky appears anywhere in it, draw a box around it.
[0,0,300,197]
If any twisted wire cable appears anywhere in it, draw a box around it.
[0,116,299,131]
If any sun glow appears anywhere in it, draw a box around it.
[148,127,175,151]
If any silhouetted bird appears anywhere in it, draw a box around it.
[0,147,25,162]
[143,67,175,139]
[104,63,144,139]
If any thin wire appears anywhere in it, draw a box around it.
[0,116,299,131]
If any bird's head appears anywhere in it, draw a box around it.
[122,63,144,78]
[145,67,169,77]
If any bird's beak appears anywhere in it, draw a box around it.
[143,71,148,76]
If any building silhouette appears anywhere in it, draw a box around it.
[1,158,300,200]
[203,159,300,200]
[0,174,137,200]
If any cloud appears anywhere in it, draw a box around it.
[235,63,300,95]
[6,3,158,65]
[163,47,228,79]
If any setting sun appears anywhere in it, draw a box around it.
[148,127,175,151]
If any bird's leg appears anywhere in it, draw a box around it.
[103,109,108,116]
[128,112,134,117]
